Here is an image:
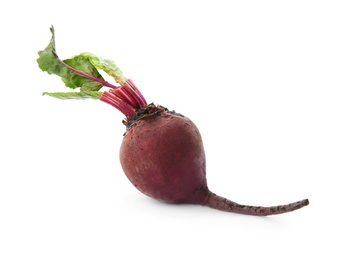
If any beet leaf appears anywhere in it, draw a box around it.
[78,52,127,85]
[37,26,119,99]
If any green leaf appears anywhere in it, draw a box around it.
[37,27,59,74]
[42,91,103,100]
[79,52,127,85]
[62,56,104,91]
[37,26,104,91]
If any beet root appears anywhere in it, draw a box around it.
[120,105,309,216]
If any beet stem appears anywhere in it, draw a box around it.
[99,79,147,116]
[112,87,138,108]
[100,91,135,116]
[125,79,147,106]
[202,191,309,216]
[121,82,144,108]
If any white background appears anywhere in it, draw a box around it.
[1,0,347,259]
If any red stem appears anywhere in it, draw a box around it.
[100,91,135,116]
[121,83,145,108]
[112,87,138,108]
[126,79,147,107]
[100,79,147,116]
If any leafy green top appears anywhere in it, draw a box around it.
[37,26,126,99]
[37,26,148,117]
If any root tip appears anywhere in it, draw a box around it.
[303,198,310,206]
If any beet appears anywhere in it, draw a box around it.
[37,26,309,216]
[119,104,309,216]
[120,105,207,204]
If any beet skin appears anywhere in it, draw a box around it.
[120,111,208,204]
[120,107,309,216]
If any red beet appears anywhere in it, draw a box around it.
[38,27,309,216]
[118,103,309,216]
[120,106,206,204]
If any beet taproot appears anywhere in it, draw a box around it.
[119,104,309,216]
[120,106,207,204]
[38,26,309,216]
